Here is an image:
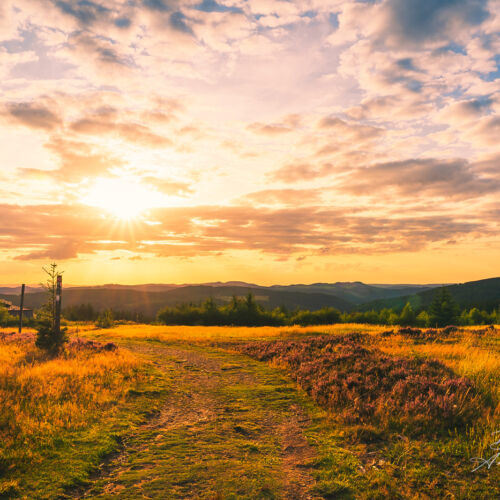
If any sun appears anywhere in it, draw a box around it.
[82,177,163,220]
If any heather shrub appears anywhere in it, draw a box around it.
[396,326,457,341]
[238,335,483,437]
[397,327,423,337]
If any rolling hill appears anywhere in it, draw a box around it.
[359,277,500,312]
[0,285,354,320]
[270,282,439,305]
[3,279,497,320]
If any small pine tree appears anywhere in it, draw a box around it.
[35,263,68,355]
[35,318,68,355]
[245,292,257,311]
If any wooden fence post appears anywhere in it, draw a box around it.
[55,275,62,334]
[18,284,25,334]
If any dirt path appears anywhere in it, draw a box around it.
[79,343,320,499]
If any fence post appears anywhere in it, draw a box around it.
[55,275,62,334]
[18,284,25,334]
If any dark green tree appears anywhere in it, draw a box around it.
[399,302,416,326]
[0,302,10,326]
[35,263,68,355]
[428,288,459,327]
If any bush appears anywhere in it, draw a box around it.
[96,309,115,329]
[238,334,483,437]
[290,307,341,326]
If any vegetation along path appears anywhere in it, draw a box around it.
[78,340,321,499]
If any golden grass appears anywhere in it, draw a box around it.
[374,327,500,458]
[0,337,145,470]
[89,322,388,342]
[1,322,498,497]
[90,323,500,454]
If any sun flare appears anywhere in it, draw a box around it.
[82,178,163,220]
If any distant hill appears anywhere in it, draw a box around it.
[359,278,500,312]
[270,282,440,305]
[0,285,353,320]
[0,286,42,295]
[62,281,262,293]
[4,279,496,320]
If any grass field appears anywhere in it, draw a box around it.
[0,324,498,498]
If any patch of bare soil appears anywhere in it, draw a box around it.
[279,405,319,500]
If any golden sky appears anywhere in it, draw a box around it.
[0,0,499,285]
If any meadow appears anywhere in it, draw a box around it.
[0,323,498,498]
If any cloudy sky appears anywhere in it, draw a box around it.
[0,0,499,285]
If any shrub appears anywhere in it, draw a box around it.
[238,334,483,437]
[290,307,341,326]
[96,309,115,329]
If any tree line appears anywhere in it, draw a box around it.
[156,288,500,328]
[2,287,498,329]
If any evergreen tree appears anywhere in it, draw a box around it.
[428,288,459,327]
[399,302,416,326]
[35,263,68,355]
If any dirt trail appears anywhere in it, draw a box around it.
[79,343,320,499]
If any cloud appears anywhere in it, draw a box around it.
[65,32,133,69]
[317,116,383,141]
[0,201,491,260]
[142,176,193,196]
[194,0,243,14]
[70,113,172,148]
[340,158,500,199]
[51,0,111,26]
[143,0,171,13]
[438,96,495,124]
[247,122,293,135]
[269,162,337,183]
[3,102,62,130]
[19,137,123,182]
[346,95,433,120]
[0,199,495,262]
[379,0,490,47]
[469,116,500,146]
[13,239,82,261]
[238,188,323,205]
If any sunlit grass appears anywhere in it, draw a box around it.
[373,327,500,461]
[89,322,388,342]
[1,322,498,498]
[0,335,167,498]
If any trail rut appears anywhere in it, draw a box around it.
[77,343,321,499]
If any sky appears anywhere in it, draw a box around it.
[0,0,499,285]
